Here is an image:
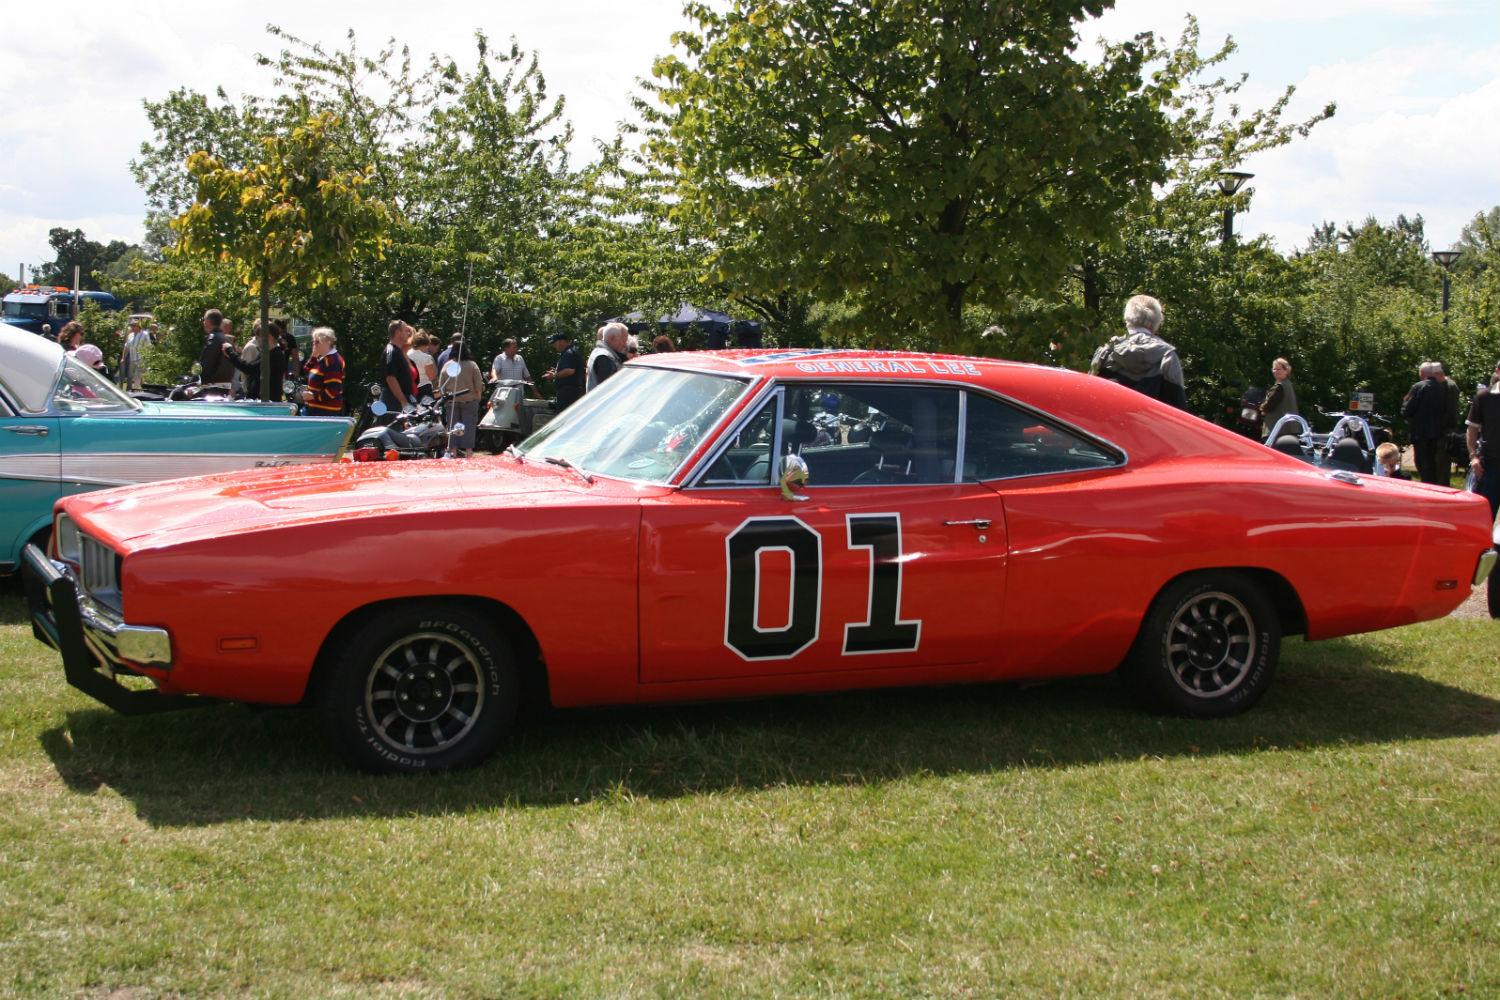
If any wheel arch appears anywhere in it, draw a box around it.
[1150,566,1307,637]
[304,595,549,707]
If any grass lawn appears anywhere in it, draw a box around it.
[1,586,1498,999]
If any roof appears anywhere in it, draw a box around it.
[632,348,1039,384]
[0,321,64,412]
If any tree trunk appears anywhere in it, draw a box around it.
[258,278,272,402]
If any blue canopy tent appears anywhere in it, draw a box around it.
[655,305,762,349]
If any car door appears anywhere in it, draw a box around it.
[638,381,1008,683]
[0,391,61,567]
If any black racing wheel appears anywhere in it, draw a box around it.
[319,603,518,773]
[1122,572,1281,718]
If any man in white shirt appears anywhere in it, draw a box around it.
[491,338,531,387]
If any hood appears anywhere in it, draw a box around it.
[61,454,657,550]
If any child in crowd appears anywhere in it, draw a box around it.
[1375,442,1409,479]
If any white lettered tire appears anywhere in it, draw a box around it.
[319,604,517,773]
[1123,572,1281,717]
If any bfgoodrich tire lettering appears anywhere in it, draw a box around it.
[320,604,518,773]
[1123,572,1281,718]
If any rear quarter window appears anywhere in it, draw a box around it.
[964,392,1121,480]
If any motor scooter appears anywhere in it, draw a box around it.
[476,379,555,453]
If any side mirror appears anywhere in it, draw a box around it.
[779,453,810,502]
[443,360,462,379]
[369,400,388,417]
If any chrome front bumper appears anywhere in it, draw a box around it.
[1478,548,1497,587]
[22,544,204,715]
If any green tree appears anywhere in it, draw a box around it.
[172,113,391,398]
[1030,19,1333,416]
[34,228,140,291]
[644,0,1183,348]
[0,271,16,296]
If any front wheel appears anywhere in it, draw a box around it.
[319,604,518,773]
[1122,572,1281,718]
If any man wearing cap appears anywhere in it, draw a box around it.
[543,332,584,410]
[1466,360,1500,523]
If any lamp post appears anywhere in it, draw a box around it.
[1431,248,1461,324]
[1217,171,1254,248]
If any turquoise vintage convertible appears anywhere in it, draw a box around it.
[0,322,353,570]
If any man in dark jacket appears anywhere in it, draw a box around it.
[1402,362,1447,485]
[197,309,237,388]
[1090,294,1189,411]
[1434,362,1462,484]
[223,322,288,401]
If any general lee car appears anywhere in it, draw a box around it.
[1,322,353,571]
[23,350,1498,772]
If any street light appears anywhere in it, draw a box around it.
[1217,171,1254,248]
[1432,248,1462,324]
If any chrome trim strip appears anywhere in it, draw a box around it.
[53,452,338,487]
[955,391,968,484]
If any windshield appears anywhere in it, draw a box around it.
[51,355,142,412]
[3,301,46,320]
[519,366,751,483]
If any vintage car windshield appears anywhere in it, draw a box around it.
[51,355,142,413]
[519,366,750,482]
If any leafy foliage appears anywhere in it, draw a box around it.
[644,0,1183,348]
[31,228,141,291]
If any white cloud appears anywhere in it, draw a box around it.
[0,0,689,275]
[1232,42,1500,250]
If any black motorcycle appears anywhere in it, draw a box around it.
[349,389,471,461]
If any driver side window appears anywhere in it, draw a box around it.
[701,395,778,485]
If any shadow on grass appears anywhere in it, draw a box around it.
[0,583,31,627]
[34,634,1500,828]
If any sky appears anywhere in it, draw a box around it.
[0,0,1496,281]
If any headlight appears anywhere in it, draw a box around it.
[54,513,81,564]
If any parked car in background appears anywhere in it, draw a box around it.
[0,322,352,571]
[23,349,1496,772]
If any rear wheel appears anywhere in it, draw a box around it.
[319,604,517,773]
[1122,572,1281,717]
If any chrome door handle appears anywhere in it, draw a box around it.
[4,425,50,437]
[944,519,991,529]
